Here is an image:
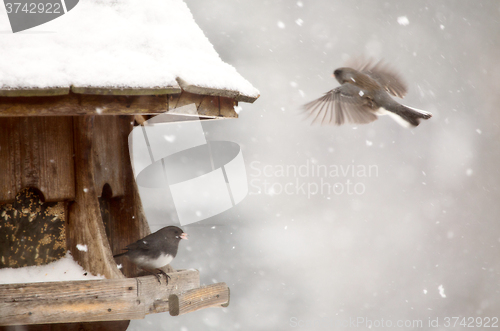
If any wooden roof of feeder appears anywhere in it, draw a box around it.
[0,0,253,328]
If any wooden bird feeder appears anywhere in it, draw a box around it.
[0,2,258,329]
[0,84,254,330]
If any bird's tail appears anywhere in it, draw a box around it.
[382,104,432,128]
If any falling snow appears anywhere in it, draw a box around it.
[164,135,176,142]
[397,16,410,26]
[438,285,447,298]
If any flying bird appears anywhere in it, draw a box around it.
[303,59,432,127]
[114,226,188,285]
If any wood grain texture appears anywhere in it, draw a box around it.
[0,320,130,331]
[175,77,259,103]
[175,91,205,111]
[219,97,238,118]
[71,86,181,96]
[0,269,201,326]
[198,95,220,117]
[168,94,181,110]
[0,278,143,325]
[92,116,128,198]
[0,87,70,97]
[168,282,230,316]
[167,93,238,118]
[0,117,75,203]
[99,116,152,278]
[137,269,201,315]
[0,81,258,103]
[0,91,247,117]
[235,93,259,103]
[67,116,123,280]
[0,93,169,117]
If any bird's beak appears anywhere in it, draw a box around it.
[180,233,188,240]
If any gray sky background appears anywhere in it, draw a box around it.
[129,1,500,330]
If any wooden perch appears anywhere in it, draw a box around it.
[168,282,230,316]
[0,269,202,326]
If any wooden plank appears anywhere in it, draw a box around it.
[168,282,230,316]
[168,94,181,110]
[0,270,201,326]
[181,84,238,99]
[0,93,168,117]
[0,87,70,97]
[0,83,259,103]
[78,94,168,116]
[176,77,259,103]
[102,116,152,278]
[0,278,142,325]
[176,77,238,98]
[235,93,259,103]
[0,117,75,203]
[72,86,181,96]
[134,115,147,125]
[198,96,220,117]
[67,116,123,280]
[219,97,238,118]
[14,320,131,331]
[92,116,127,198]
[175,91,204,110]
[0,92,250,117]
[138,269,201,315]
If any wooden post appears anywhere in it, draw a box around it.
[67,116,123,280]
[168,283,230,316]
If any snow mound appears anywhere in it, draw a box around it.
[0,251,104,284]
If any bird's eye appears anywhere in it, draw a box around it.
[333,69,341,76]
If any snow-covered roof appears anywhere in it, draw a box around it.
[0,0,259,102]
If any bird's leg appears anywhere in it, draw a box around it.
[142,268,162,284]
[156,268,171,286]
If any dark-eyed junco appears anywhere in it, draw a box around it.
[114,226,188,285]
[303,59,432,127]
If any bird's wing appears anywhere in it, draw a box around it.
[125,238,152,252]
[347,58,408,98]
[303,84,378,125]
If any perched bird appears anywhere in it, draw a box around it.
[303,59,432,127]
[113,226,188,285]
